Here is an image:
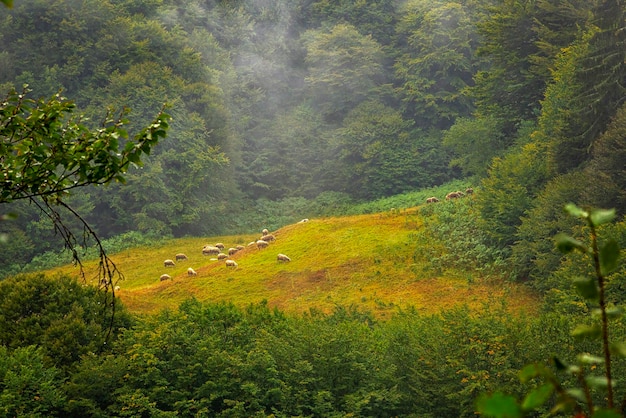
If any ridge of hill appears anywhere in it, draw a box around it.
[48,205,540,318]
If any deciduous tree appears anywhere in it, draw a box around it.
[0,87,169,328]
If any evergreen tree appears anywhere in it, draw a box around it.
[550,0,626,173]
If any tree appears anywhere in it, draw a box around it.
[442,116,505,177]
[0,273,133,368]
[239,104,330,200]
[549,0,626,173]
[0,346,66,417]
[331,100,419,199]
[477,204,625,417]
[394,0,478,129]
[302,0,399,46]
[303,23,386,124]
[583,102,626,215]
[476,141,550,248]
[0,87,169,329]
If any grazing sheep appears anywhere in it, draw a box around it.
[228,247,239,256]
[164,259,176,267]
[446,191,462,200]
[160,274,172,281]
[114,285,121,291]
[236,244,245,250]
[225,259,238,268]
[187,267,198,276]
[298,218,309,223]
[465,187,474,194]
[277,253,291,262]
[215,243,225,250]
[426,197,440,203]
[256,240,269,249]
[202,245,220,256]
[261,234,275,242]
[248,241,256,246]
[262,228,269,236]
[175,253,188,261]
[217,253,228,260]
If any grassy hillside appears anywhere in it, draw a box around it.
[47,202,540,318]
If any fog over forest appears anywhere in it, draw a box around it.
[1,0,625,279]
[1,1,626,417]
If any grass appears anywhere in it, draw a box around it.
[46,200,540,319]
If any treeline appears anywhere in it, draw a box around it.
[2,272,622,418]
[1,0,625,289]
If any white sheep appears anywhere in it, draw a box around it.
[217,253,228,260]
[256,240,269,249]
[277,253,291,262]
[164,259,176,267]
[228,247,239,256]
[114,285,121,291]
[215,243,225,250]
[175,253,188,261]
[225,259,238,268]
[236,244,245,250]
[202,245,220,256]
[261,234,275,242]
[160,274,172,281]
[298,218,309,223]
[187,267,198,276]
[262,228,269,236]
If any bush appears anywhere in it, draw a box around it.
[0,273,132,370]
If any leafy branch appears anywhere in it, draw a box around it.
[477,203,623,418]
[1,87,170,204]
[1,87,170,344]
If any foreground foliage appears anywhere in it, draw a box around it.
[0,271,621,417]
[477,204,626,417]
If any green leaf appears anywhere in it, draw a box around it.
[519,363,550,382]
[573,276,599,300]
[600,239,620,276]
[564,203,588,219]
[592,408,623,418]
[475,392,523,418]
[606,306,624,319]
[521,383,554,411]
[589,208,616,227]
[564,388,586,402]
[555,233,587,254]
[571,324,602,339]
[585,375,611,389]
[0,213,18,221]
[577,353,604,365]
[610,341,626,358]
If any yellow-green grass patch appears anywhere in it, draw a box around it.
[45,208,540,318]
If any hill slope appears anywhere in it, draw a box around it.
[49,206,539,318]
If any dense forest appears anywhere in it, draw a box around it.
[1,0,626,416]
[0,0,621,257]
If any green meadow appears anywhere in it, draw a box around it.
[48,199,539,318]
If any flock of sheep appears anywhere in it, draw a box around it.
[133,189,472,287]
[425,187,473,204]
[152,190,472,284]
[158,227,294,283]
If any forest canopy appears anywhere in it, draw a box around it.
[1,1,626,417]
[0,0,624,302]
